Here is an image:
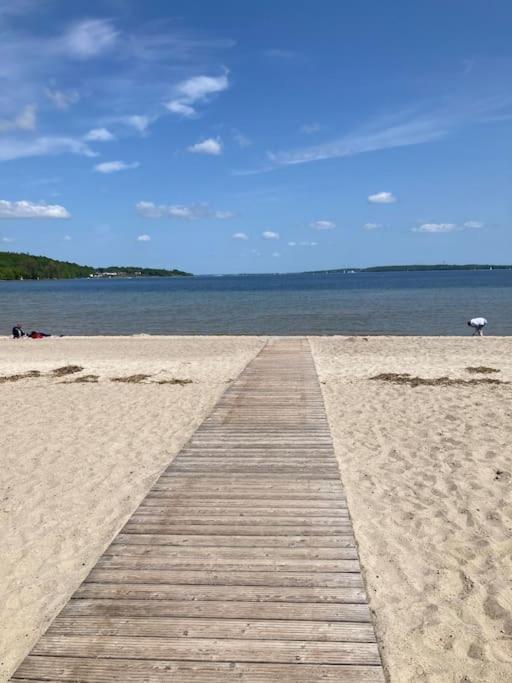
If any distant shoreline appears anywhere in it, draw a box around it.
[305,264,512,274]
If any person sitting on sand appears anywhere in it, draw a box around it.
[467,317,487,336]
[12,323,25,339]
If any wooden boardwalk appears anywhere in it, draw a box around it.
[12,338,384,682]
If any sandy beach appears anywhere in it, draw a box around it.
[312,336,512,682]
[0,336,265,680]
[2,335,512,681]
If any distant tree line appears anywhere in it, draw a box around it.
[308,264,512,274]
[0,251,191,280]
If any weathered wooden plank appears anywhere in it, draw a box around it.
[61,599,372,622]
[13,657,385,682]
[115,533,356,547]
[98,556,359,573]
[75,583,368,603]
[144,494,347,506]
[137,505,350,516]
[32,635,382,666]
[106,543,358,559]
[86,568,363,587]
[48,616,376,642]
[128,514,352,526]
[122,523,354,536]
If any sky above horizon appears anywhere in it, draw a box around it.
[0,0,511,274]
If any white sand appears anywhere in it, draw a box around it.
[2,335,512,681]
[0,336,265,680]
[311,336,512,682]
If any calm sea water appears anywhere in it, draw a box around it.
[1,270,511,336]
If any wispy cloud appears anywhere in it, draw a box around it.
[1,236,15,242]
[85,127,115,142]
[0,199,70,218]
[60,19,119,60]
[136,234,151,242]
[262,230,279,240]
[44,88,80,110]
[0,136,95,161]
[136,201,233,220]
[413,222,458,233]
[268,115,447,166]
[363,222,383,230]
[413,220,485,233]
[310,220,335,230]
[0,15,233,147]
[166,73,229,118]
[0,104,36,132]
[368,191,396,204]
[233,130,251,147]
[188,137,223,155]
[94,160,139,174]
[289,240,317,246]
[239,92,512,175]
[232,232,248,240]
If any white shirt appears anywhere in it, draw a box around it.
[470,317,487,327]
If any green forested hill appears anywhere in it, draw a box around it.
[0,252,93,279]
[0,251,191,280]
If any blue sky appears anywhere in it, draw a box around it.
[0,0,511,274]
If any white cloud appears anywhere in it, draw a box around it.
[288,241,297,246]
[262,230,280,240]
[177,74,229,100]
[299,240,317,246]
[44,88,80,110]
[166,73,229,118]
[413,223,458,233]
[0,199,70,218]
[310,219,335,230]
[61,19,119,60]
[124,115,150,133]
[272,251,280,257]
[109,115,152,134]
[1,236,15,242]
[64,235,72,240]
[166,100,196,117]
[268,113,448,167]
[412,220,484,233]
[368,191,396,204]
[0,104,37,132]
[94,160,139,174]
[137,234,151,242]
[0,136,96,162]
[136,201,232,220]
[363,222,383,230]
[232,232,248,240]
[84,127,115,142]
[188,137,223,155]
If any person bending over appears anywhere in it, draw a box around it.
[467,317,487,336]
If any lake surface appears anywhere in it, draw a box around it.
[1,270,511,336]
